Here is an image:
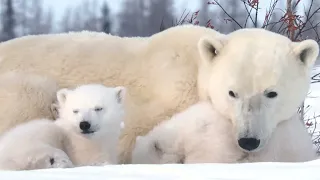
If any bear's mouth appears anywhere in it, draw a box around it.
[81,130,95,134]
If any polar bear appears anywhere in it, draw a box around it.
[0,71,59,136]
[0,119,74,170]
[0,25,318,163]
[54,84,126,166]
[132,101,317,164]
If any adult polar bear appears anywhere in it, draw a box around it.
[0,25,318,164]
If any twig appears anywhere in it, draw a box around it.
[242,0,255,27]
[261,0,280,29]
[212,0,243,28]
[311,72,320,83]
[254,0,259,27]
[294,0,320,40]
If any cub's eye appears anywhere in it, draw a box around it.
[94,107,103,112]
[265,91,278,98]
[73,109,79,114]
[228,90,238,98]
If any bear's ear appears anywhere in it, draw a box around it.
[115,86,126,104]
[292,39,319,68]
[56,88,70,105]
[198,35,226,64]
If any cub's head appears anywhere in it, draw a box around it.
[132,125,183,164]
[56,84,126,136]
[197,28,319,152]
[30,146,74,169]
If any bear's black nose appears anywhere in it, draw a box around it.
[79,121,91,131]
[238,138,260,151]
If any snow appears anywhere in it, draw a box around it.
[0,66,320,180]
[1,160,320,180]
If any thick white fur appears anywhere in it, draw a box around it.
[0,71,59,136]
[54,84,126,166]
[132,101,317,164]
[0,25,318,163]
[198,28,319,152]
[0,119,73,170]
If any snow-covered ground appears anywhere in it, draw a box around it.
[0,66,320,180]
[1,160,320,180]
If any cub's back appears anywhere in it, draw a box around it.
[0,119,66,155]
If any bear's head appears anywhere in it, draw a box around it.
[197,28,319,152]
[56,84,126,137]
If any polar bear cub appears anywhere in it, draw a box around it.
[132,101,316,164]
[54,84,126,166]
[132,101,244,164]
[0,119,74,170]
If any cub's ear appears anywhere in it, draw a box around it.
[198,35,227,64]
[292,39,319,68]
[56,88,70,105]
[50,103,60,119]
[115,86,126,104]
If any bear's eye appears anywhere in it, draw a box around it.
[73,109,79,114]
[228,90,238,98]
[265,91,278,98]
[94,107,103,112]
[49,158,55,165]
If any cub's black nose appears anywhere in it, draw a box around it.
[79,121,91,131]
[238,138,260,151]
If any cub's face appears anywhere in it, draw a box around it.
[55,84,125,136]
[197,28,319,152]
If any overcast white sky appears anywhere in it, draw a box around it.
[42,0,280,23]
[41,0,309,33]
[42,0,198,32]
[43,0,193,22]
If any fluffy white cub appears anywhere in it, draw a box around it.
[0,119,73,170]
[54,84,126,166]
[132,101,316,164]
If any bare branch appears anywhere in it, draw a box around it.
[254,0,259,27]
[301,21,320,34]
[311,72,320,83]
[241,0,255,27]
[294,0,320,40]
[261,0,280,29]
[212,0,243,28]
